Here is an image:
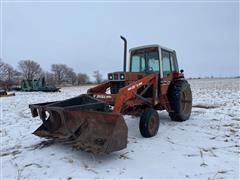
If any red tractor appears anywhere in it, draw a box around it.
[29,36,192,154]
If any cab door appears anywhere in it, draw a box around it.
[160,49,179,95]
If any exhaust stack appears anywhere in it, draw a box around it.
[120,36,127,72]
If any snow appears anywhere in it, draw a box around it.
[1,78,239,179]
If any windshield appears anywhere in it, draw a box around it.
[130,48,160,72]
[131,53,146,72]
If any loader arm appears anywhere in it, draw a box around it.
[113,73,158,113]
[87,81,111,94]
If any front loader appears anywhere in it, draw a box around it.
[29,36,192,154]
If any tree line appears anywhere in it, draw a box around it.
[0,59,103,86]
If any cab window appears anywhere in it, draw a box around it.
[162,50,171,77]
[170,53,178,72]
[131,54,146,72]
[130,48,159,72]
[147,51,160,72]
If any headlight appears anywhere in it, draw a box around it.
[108,74,113,80]
[120,74,125,80]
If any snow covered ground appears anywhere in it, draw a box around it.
[1,78,239,179]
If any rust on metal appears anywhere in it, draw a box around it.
[29,39,192,154]
[29,94,128,154]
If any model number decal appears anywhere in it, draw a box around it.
[127,82,143,91]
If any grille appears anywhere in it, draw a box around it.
[110,82,125,94]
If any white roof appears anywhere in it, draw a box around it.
[129,44,175,52]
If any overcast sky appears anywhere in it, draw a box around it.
[1,1,239,79]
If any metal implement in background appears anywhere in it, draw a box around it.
[0,89,15,97]
[21,78,60,92]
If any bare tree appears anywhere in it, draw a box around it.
[0,59,8,80]
[93,70,103,84]
[0,59,3,69]
[0,60,18,82]
[51,64,67,85]
[18,60,42,80]
[44,72,55,85]
[51,64,77,85]
[0,60,6,80]
[3,64,14,81]
[65,67,77,85]
[77,73,89,85]
[12,70,22,85]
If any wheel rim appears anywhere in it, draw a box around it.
[148,115,158,136]
[181,90,192,114]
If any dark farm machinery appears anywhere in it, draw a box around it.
[20,78,60,92]
[0,89,15,97]
[29,36,192,154]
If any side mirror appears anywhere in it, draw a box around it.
[180,69,184,73]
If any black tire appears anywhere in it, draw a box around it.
[139,108,160,138]
[168,80,192,122]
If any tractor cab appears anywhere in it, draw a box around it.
[107,43,183,94]
[129,45,180,78]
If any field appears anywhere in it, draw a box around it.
[1,78,239,179]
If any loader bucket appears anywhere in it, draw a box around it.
[29,94,128,154]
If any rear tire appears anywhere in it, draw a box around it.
[168,80,192,122]
[139,108,160,137]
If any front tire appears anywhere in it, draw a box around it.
[139,108,160,137]
[168,80,192,122]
